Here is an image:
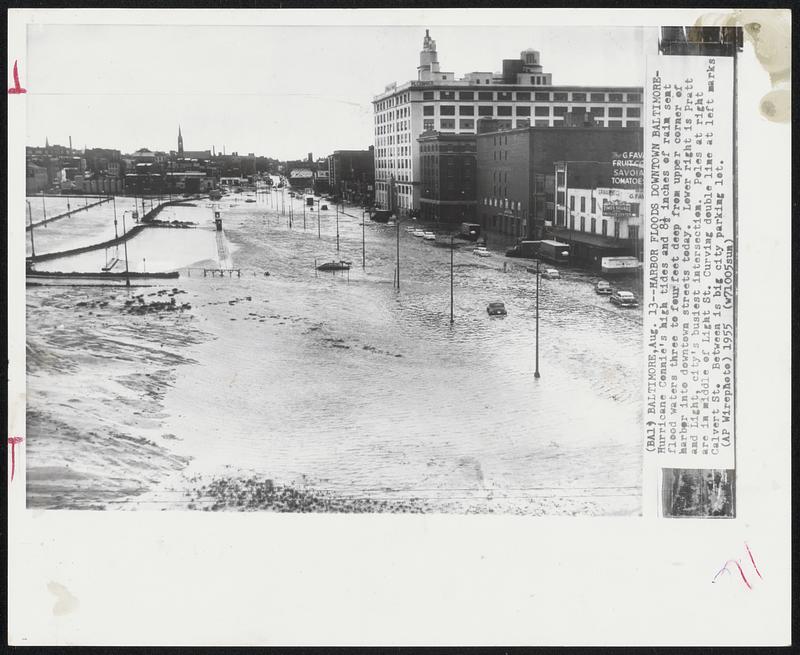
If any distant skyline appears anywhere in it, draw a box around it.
[26,23,647,160]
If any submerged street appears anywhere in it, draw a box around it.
[25,189,643,514]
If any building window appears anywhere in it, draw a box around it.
[553,106,568,116]
[556,209,565,226]
[602,219,608,236]
[608,107,623,117]
[516,118,530,128]
[626,107,641,117]
[627,93,641,103]
[534,92,550,101]
[553,92,568,101]
[439,119,455,130]
[608,93,623,102]
[608,120,623,127]
[614,221,620,238]
[478,91,493,101]
[459,119,475,129]
[497,106,512,116]
[629,225,639,240]
[590,106,605,116]
[478,105,493,116]
[534,119,549,127]
[497,91,512,101]
[516,91,531,101]
[591,196,596,213]
[590,92,605,102]
[459,91,474,101]
[459,105,474,115]
[580,196,586,212]
[569,196,575,210]
[440,105,456,116]
[440,91,455,100]
[516,106,531,116]
[580,216,586,231]
[423,105,434,116]
[423,91,434,100]
[423,119,434,131]
[534,106,549,116]
[572,92,587,102]
[590,217,597,233]
[627,120,640,127]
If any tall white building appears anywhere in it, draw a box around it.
[372,29,644,215]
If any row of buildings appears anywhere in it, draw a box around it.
[285,149,376,208]
[371,30,645,266]
[25,128,282,196]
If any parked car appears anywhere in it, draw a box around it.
[412,229,426,237]
[487,301,507,316]
[542,268,560,279]
[423,231,436,240]
[595,280,612,295]
[610,290,639,308]
[473,246,491,257]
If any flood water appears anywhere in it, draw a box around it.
[25,189,644,514]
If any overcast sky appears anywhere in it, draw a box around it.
[26,23,645,160]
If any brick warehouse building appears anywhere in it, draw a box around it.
[372,29,643,216]
[417,131,477,224]
[475,122,643,242]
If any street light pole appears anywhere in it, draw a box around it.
[41,190,47,227]
[534,258,541,378]
[317,197,321,239]
[335,202,340,252]
[395,215,400,290]
[450,235,454,325]
[122,211,132,288]
[27,201,36,258]
[361,209,366,269]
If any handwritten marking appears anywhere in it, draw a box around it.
[8,436,23,481]
[713,543,763,589]
[8,60,27,94]
[744,542,763,580]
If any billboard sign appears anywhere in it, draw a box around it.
[610,151,643,189]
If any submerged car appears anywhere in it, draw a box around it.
[595,280,612,295]
[542,268,560,279]
[423,231,436,240]
[610,290,639,307]
[473,246,491,257]
[412,229,426,237]
[487,301,507,316]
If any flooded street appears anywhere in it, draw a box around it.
[26,190,643,514]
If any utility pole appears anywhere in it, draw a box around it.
[335,202,340,252]
[361,209,366,269]
[450,235,454,324]
[27,201,36,258]
[41,190,47,227]
[303,199,306,230]
[317,198,321,239]
[534,258,541,378]
[395,216,400,290]
[122,211,131,288]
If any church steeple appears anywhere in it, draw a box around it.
[45,137,50,154]
[178,125,184,156]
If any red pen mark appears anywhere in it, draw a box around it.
[713,543,763,589]
[8,60,27,94]
[713,559,752,589]
[7,436,24,482]
[744,542,763,580]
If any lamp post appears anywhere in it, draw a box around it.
[121,210,133,288]
[534,257,540,378]
[361,208,367,269]
[450,235,455,325]
[41,189,47,227]
[335,201,340,252]
[26,200,36,258]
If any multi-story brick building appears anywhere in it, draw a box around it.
[417,131,477,224]
[328,148,375,206]
[475,123,643,241]
[372,29,643,217]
